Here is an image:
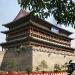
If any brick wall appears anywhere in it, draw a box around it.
[0,46,32,71]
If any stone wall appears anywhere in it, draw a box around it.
[0,45,75,72]
[0,46,32,71]
[0,51,5,67]
[32,46,75,71]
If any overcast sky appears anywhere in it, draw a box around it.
[0,0,75,50]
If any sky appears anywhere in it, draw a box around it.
[0,0,75,50]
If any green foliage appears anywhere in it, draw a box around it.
[37,60,48,71]
[8,60,16,72]
[35,66,40,72]
[39,60,48,69]
[18,0,75,28]
[54,64,61,72]
[1,62,8,71]
[1,60,16,72]
[61,62,68,71]
[25,65,32,73]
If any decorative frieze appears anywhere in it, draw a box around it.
[32,46,75,56]
[30,28,70,47]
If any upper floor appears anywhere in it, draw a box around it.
[1,10,73,48]
[3,10,72,37]
[3,24,71,48]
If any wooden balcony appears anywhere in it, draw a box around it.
[6,32,29,42]
[30,30,70,47]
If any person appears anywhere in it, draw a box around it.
[67,60,75,75]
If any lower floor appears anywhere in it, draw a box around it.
[0,45,75,72]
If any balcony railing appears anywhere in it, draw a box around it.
[6,32,29,42]
[30,31,70,47]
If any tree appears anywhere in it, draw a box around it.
[35,66,40,72]
[8,60,16,72]
[25,65,32,75]
[54,64,61,72]
[18,0,75,28]
[61,62,68,71]
[38,60,48,72]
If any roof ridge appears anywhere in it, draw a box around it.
[14,9,29,21]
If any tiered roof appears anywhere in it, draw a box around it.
[2,9,72,35]
[1,10,72,40]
